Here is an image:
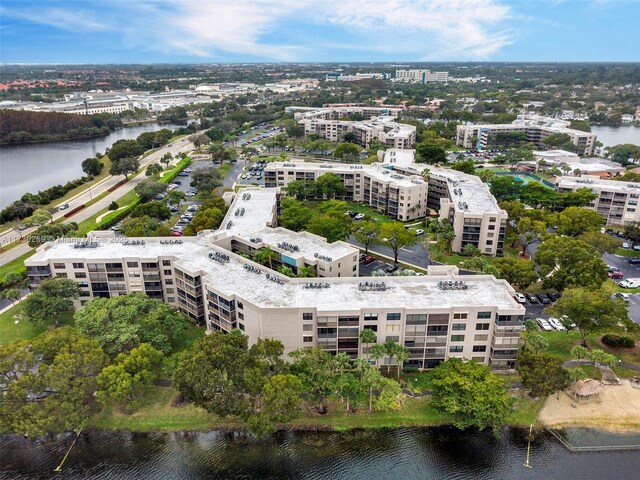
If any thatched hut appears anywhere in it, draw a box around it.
[571,379,603,401]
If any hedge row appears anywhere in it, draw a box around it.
[602,334,636,349]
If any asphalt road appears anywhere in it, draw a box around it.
[0,138,194,267]
[348,234,429,269]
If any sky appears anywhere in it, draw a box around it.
[1,0,639,64]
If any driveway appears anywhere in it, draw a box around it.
[348,235,429,269]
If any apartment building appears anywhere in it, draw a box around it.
[556,177,640,226]
[26,235,524,370]
[381,150,508,256]
[456,115,597,155]
[264,161,428,221]
[293,106,416,149]
[394,69,449,83]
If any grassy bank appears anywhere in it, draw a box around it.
[89,384,543,433]
[0,304,74,345]
[0,251,34,279]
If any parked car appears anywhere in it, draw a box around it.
[514,293,527,303]
[536,293,552,305]
[178,172,189,177]
[359,254,367,262]
[414,229,425,236]
[186,192,196,197]
[607,265,619,272]
[354,213,365,221]
[536,318,553,331]
[385,264,399,274]
[187,205,198,212]
[614,292,631,301]
[629,257,640,264]
[608,271,624,279]
[364,255,375,264]
[525,294,539,304]
[623,242,631,249]
[547,292,561,301]
[547,317,566,331]
[619,278,640,288]
[171,230,183,237]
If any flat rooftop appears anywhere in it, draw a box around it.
[431,168,505,215]
[557,177,640,193]
[220,187,278,237]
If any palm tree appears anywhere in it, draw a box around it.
[573,168,582,177]
[560,164,571,176]
[368,344,387,370]
[394,345,410,379]
[296,266,313,278]
[383,340,398,374]
[278,265,294,277]
[359,328,377,360]
[254,247,278,269]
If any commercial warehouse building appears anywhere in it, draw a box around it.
[456,115,597,156]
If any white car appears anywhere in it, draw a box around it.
[623,242,631,249]
[354,213,365,220]
[547,317,566,331]
[59,203,70,211]
[536,318,553,331]
[514,293,527,304]
[415,229,425,236]
[186,192,196,197]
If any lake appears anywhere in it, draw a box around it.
[0,123,183,209]
[591,125,640,149]
[1,427,639,479]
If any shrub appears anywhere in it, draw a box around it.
[108,201,119,211]
[602,334,635,348]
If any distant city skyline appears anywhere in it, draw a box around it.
[1,0,639,64]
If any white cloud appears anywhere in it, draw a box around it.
[0,6,109,32]
[2,0,516,60]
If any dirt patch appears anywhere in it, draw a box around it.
[538,380,640,432]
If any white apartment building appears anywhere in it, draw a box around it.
[293,106,415,149]
[26,235,524,370]
[381,150,508,256]
[264,161,428,221]
[456,115,597,156]
[556,177,640,226]
[394,69,449,83]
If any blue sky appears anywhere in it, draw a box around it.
[1,0,639,63]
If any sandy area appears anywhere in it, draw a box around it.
[538,380,640,432]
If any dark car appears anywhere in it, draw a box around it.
[364,255,375,265]
[359,254,367,262]
[536,293,552,305]
[547,292,561,301]
[629,257,640,264]
[526,294,539,304]
[609,271,624,279]
[385,264,399,274]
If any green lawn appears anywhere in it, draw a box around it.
[0,251,35,279]
[615,248,640,257]
[301,200,398,224]
[0,304,74,345]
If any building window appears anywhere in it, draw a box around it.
[450,335,465,342]
[453,313,468,320]
[473,345,487,352]
[488,225,495,231]
[303,336,313,343]
[72,262,84,269]
[238,312,244,320]
[167,297,175,303]
[75,272,87,279]
[474,334,488,342]
[452,323,466,330]
[386,324,400,333]
[239,324,245,331]
[165,278,173,285]
[162,260,171,266]
[387,313,401,321]
[127,262,139,268]
[364,313,378,321]
[56,273,68,278]
[53,263,65,269]
[449,346,463,353]
[303,324,313,332]
[237,302,243,310]
[303,313,313,321]
[164,269,172,275]
[477,311,491,319]
[476,323,490,330]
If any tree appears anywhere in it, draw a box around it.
[81,157,104,176]
[353,221,381,254]
[121,216,167,237]
[623,221,640,247]
[560,188,598,208]
[166,190,187,208]
[289,348,340,408]
[578,231,622,254]
[394,345,410,379]
[27,222,78,248]
[191,133,211,149]
[278,265,295,277]
[145,163,163,179]
[535,236,607,291]
[159,152,173,167]
[254,247,278,269]
[315,173,346,199]
[22,278,80,325]
[0,288,21,305]
[307,214,351,243]
[543,133,573,149]
[208,143,233,163]
[0,327,107,437]
[174,331,262,418]
[430,358,512,433]
[278,198,313,232]
[333,142,361,161]
[74,294,189,355]
[134,179,167,202]
[131,201,171,220]
[415,142,447,164]
[360,328,377,360]
[494,258,539,289]
[548,206,604,237]
[190,167,222,193]
[516,217,547,256]
[182,197,225,235]
[285,180,317,200]
[521,183,560,209]
[489,176,523,202]
[547,287,628,347]
[108,139,144,162]
[427,218,456,254]
[110,157,139,180]
[96,343,163,409]
[516,352,570,398]
[450,160,476,175]
[607,144,640,165]
[521,333,549,354]
[24,208,52,227]
[108,201,119,211]
[263,374,303,423]
[380,223,417,265]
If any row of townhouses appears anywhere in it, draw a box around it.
[456,115,597,156]
[26,182,524,370]
[291,106,416,149]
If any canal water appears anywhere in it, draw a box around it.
[591,125,640,149]
[1,427,639,479]
[0,123,182,209]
